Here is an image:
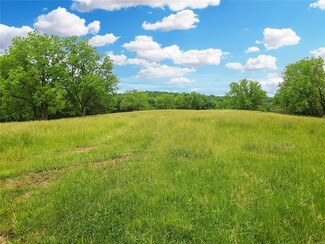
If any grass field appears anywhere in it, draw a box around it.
[0,110,324,243]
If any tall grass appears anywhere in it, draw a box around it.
[0,110,324,242]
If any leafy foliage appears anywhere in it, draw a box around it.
[155,94,176,109]
[62,37,118,116]
[224,79,267,111]
[0,31,118,121]
[175,92,206,110]
[118,90,151,112]
[274,57,325,117]
[116,91,225,112]
[0,32,66,120]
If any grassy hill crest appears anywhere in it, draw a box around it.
[1,110,324,242]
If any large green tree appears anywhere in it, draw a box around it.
[63,37,118,116]
[274,57,325,117]
[0,32,118,121]
[224,79,267,110]
[0,32,66,120]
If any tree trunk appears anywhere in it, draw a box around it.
[81,109,86,117]
[40,105,48,120]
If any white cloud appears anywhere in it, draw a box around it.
[107,52,128,65]
[244,55,277,71]
[310,0,325,10]
[89,33,119,47]
[72,0,220,12]
[259,73,283,96]
[168,77,195,84]
[245,46,260,53]
[310,47,325,59]
[142,10,199,31]
[123,35,223,66]
[226,55,277,71]
[123,35,181,62]
[225,62,243,70]
[87,21,100,34]
[174,48,223,66]
[127,58,155,67]
[34,7,100,36]
[137,64,195,78]
[0,24,33,54]
[260,28,301,50]
[107,52,157,67]
[123,36,167,61]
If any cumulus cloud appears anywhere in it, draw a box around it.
[87,21,100,34]
[168,77,195,84]
[259,28,301,50]
[310,0,325,10]
[123,35,223,66]
[174,49,223,66]
[259,73,283,96]
[127,58,155,67]
[89,33,119,47]
[0,24,33,54]
[225,62,243,70]
[107,52,128,65]
[245,55,277,71]
[310,47,325,59]
[245,46,260,53]
[142,10,199,31]
[34,7,100,36]
[226,55,277,71]
[137,64,195,78]
[72,0,221,12]
[107,52,156,67]
[123,36,180,62]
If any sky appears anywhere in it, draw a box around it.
[1,0,325,96]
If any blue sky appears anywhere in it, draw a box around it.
[1,0,325,95]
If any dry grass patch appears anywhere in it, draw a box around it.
[1,153,134,191]
[73,146,93,153]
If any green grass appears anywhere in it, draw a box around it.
[0,110,324,243]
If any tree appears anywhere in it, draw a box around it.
[62,37,118,116]
[175,93,192,109]
[0,32,118,121]
[189,92,205,110]
[118,90,150,112]
[174,92,206,110]
[224,79,267,110]
[274,57,325,117]
[0,31,66,120]
[155,94,175,109]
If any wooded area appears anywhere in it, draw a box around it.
[1,32,324,122]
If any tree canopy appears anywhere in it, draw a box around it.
[0,31,118,121]
[224,79,267,111]
[274,57,325,117]
[118,90,151,112]
[2,38,324,122]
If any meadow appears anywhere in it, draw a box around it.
[0,110,324,243]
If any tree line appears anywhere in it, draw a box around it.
[115,91,225,112]
[1,32,324,122]
[115,57,325,118]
